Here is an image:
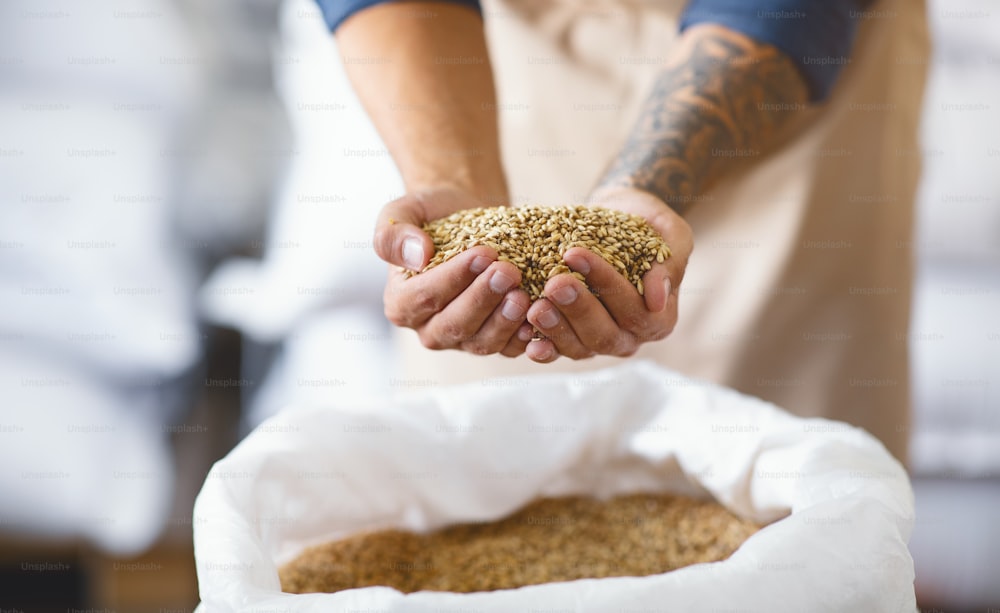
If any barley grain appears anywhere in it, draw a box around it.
[279,493,759,595]
[405,206,671,301]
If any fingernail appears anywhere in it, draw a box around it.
[568,256,590,276]
[664,278,673,298]
[550,285,577,306]
[402,238,424,270]
[489,270,517,293]
[537,308,559,329]
[518,326,534,342]
[501,299,525,322]
[470,255,491,275]
[534,343,555,361]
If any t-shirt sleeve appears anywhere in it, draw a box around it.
[679,0,876,102]
[314,0,482,32]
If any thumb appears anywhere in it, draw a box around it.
[642,246,688,313]
[373,195,435,271]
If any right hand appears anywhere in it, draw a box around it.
[374,186,534,356]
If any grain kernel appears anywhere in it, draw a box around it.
[279,493,759,595]
[404,206,670,301]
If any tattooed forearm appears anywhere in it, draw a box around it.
[596,24,809,215]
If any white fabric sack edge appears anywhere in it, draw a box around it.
[193,361,916,613]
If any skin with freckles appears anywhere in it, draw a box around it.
[337,4,808,361]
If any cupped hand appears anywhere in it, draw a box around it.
[524,186,694,363]
[374,187,533,356]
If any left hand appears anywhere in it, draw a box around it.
[524,186,694,362]
[375,186,533,357]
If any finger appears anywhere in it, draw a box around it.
[373,195,435,271]
[384,246,497,329]
[644,232,688,336]
[562,248,662,340]
[641,209,694,312]
[631,264,678,339]
[526,298,594,360]
[500,322,535,357]
[415,260,521,351]
[543,273,638,357]
[640,264,671,313]
[525,338,559,363]
[660,285,680,338]
[459,285,531,355]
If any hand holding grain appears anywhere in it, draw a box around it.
[374,186,533,357]
[396,199,681,363]
[524,187,693,362]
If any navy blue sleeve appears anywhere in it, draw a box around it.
[679,0,875,102]
[315,0,481,32]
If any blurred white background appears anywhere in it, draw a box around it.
[903,0,1000,608]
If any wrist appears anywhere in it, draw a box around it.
[590,183,667,208]
[592,176,695,216]
[407,167,509,207]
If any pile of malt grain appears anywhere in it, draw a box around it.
[407,206,670,301]
[279,493,758,594]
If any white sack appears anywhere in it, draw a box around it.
[193,361,917,613]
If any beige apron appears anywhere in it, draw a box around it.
[397,0,929,463]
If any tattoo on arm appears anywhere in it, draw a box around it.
[596,26,809,215]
